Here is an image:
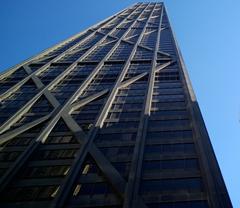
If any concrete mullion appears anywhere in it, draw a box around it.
[123,3,164,208]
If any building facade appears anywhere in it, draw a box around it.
[0,2,232,208]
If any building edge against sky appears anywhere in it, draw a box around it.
[0,2,232,208]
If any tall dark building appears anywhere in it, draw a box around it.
[0,2,232,208]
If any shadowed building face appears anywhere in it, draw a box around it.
[0,2,232,208]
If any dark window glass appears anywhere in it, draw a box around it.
[146,130,193,143]
[147,201,209,208]
[143,159,199,172]
[140,178,203,193]
[144,143,195,156]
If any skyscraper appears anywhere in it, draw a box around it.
[0,2,232,208]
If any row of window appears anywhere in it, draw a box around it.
[0,185,59,202]
[111,28,127,38]
[144,143,195,156]
[39,30,93,61]
[0,80,39,125]
[103,80,147,130]
[9,96,53,130]
[69,32,105,54]
[0,123,46,179]
[95,132,136,144]
[107,111,141,120]
[37,64,70,85]
[125,28,143,43]
[159,23,176,57]
[143,159,199,172]
[67,156,122,206]
[123,62,151,81]
[150,109,189,119]
[133,46,154,60]
[140,28,158,49]
[72,95,107,132]
[57,48,89,63]
[140,177,203,193]
[155,71,180,82]
[0,67,27,95]
[108,42,134,61]
[51,64,97,104]
[0,120,80,204]
[147,119,191,130]
[147,201,209,208]
[146,130,193,144]
[83,37,117,62]
[21,165,70,178]
[79,63,123,98]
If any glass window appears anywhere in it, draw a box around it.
[147,201,209,208]
[148,119,190,129]
[140,178,203,193]
[146,130,193,141]
[95,133,136,143]
[144,143,196,155]
[143,159,199,172]
[21,166,70,178]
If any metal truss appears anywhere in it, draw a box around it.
[0,2,168,207]
[0,2,232,208]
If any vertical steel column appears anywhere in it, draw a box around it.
[50,4,154,207]
[166,5,233,208]
[123,3,163,208]
[0,2,140,193]
[0,7,124,80]
[0,8,130,134]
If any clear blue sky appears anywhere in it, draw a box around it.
[0,0,239,206]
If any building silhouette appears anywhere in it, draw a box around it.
[0,2,232,208]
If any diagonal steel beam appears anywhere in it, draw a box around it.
[95,4,157,129]
[123,3,164,208]
[0,8,137,134]
[119,72,148,89]
[0,6,128,80]
[0,2,144,198]
[50,3,152,207]
[70,89,109,112]
[0,113,51,146]
[0,7,129,100]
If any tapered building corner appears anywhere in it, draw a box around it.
[0,2,232,208]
